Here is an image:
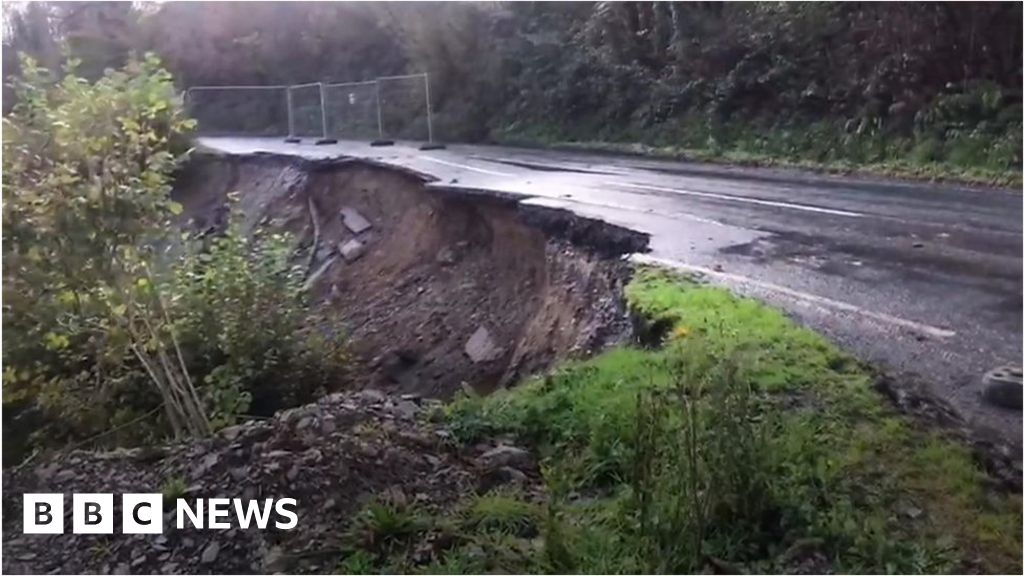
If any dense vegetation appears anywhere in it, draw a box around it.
[4,2,1021,183]
[1,55,348,463]
[340,269,1020,574]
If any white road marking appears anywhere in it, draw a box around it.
[419,156,515,177]
[620,182,865,218]
[421,157,723,226]
[538,195,724,226]
[632,254,957,339]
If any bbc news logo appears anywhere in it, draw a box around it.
[23,494,298,534]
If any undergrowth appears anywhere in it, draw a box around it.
[328,266,1020,573]
[497,114,1022,188]
[428,267,1020,574]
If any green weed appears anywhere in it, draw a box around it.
[336,549,376,574]
[160,476,188,503]
[444,265,1022,573]
[414,531,544,575]
[353,498,426,552]
[498,116,1022,188]
[461,491,541,536]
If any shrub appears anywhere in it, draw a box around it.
[3,53,200,452]
[626,338,772,574]
[172,201,349,427]
[2,55,348,460]
[161,476,188,503]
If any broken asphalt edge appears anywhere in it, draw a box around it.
[186,147,1020,489]
[188,148,652,259]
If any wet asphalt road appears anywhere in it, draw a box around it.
[198,137,1023,445]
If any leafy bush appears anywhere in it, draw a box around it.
[629,353,771,573]
[3,53,199,453]
[2,55,348,461]
[161,476,188,503]
[172,201,348,427]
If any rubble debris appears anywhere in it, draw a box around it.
[1,391,544,575]
[477,445,533,471]
[340,206,372,234]
[172,156,641,399]
[465,326,502,363]
[339,238,367,262]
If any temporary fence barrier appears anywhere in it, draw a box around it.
[188,72,440,148]
[323,80,382,142]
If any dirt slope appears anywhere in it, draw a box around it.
[173,153,648,398]
[1,153,651,574]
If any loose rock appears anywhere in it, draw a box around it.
[436,247,456,265]
[465,326,502,363]
[1,390,548,575]
[478,445,533,471]
[200,542,220,564]
[339,238,367,262]
[339,206,372,234]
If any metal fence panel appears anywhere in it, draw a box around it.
[323,80,380,141]
[377,73,433,142]
[187,73,435,143]
[287,83,325,139]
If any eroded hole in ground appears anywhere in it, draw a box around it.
[174,153,649,408]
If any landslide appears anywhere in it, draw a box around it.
[173,152,648,400]
[1,152,650,574]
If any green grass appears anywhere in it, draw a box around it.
[333,266,1020,573]
[333,487,547,573]
[160,476,188,503]
[439,266,1021,574]
[460,491,542,536]
[352,498,427,552]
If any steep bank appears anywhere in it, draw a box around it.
[173,153,648,399]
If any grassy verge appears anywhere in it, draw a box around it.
[340,267,1022,574]
[495,126,1022,189]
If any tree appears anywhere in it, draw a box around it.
[3,53,208,444]
[3,54,350,458]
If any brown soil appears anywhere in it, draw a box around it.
[173,153,647,399]
[2,390,546,574]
